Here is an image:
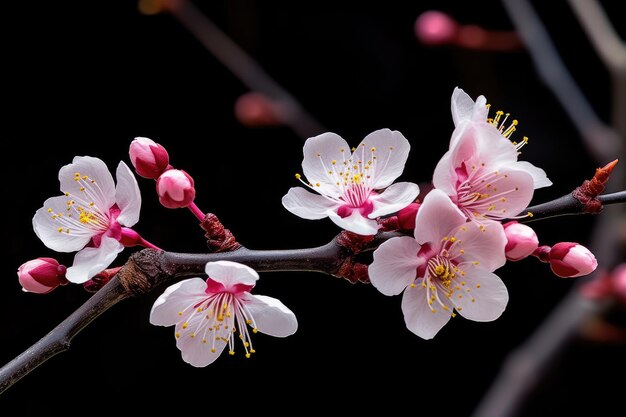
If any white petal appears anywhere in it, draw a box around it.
[513,161,552,189]
[402,282,451,340]
[431,150,457,196]
[472,168,535,220]
[59,156,116,209]
[369,236,424,296]
[414,189,466,245]
[361,129,411,189]
[368,182,420,218]
[301,132,349,198]
[176,319,227,367]
[451,87,477,127]
[150,278,208,326]
[33,195,95,252]
[474,124,518,166]
[244,294,298,337]
[205,261,259,288]
[327,210,379,235]
[282,187,338,220]
[65,236,124,283]
[115,161,141,227]
[452,220,507,271]
[451,269,508,322]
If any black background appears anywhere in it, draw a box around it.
[2,1,624,414]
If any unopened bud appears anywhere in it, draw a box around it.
[397,202,421,231]
[415,11,458,46]
[548,242,598,278]
[129,137,170,179]
[18,258,67,294]
[503,221,538,261]
[156,169,196,208]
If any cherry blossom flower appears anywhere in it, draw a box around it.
[33,156,144,283]
[282,129,419,235]
[368,189,508,339]
[433,88,551,222]
[150,261,297,367]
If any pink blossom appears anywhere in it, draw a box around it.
[549,242,597,278]
[33,157,142,283]
[282,129,419,235]
[150,261,297,367]
[503,221,539,261]
[156,169,196,209]
[433,88,551,222]
[368,189,508,339]
[17,258,67,294]
[129,137,170,179]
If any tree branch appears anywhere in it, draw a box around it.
[1,189,624,394]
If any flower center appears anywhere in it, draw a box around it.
[48,172,111,236]
[427,255,457,289]
[176,289,258,358]
[295,142,395,212]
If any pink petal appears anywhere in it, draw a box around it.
[243,294,298,337]
[401,280,452,339]
[471,168,535,219]
[368,182,420,218]
[414,189,466,246]
[369,236,424,296]
[115,161,142,227]
[359,128,411,189]
[450,269,508,322]
[65,236,124,283]
[451,221,507,271]
[282,187,338,220]
[513,161,552,189]
[150,278,208,327]
[204,261,258,289]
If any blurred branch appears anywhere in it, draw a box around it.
[567,0,626,74]
[501,0,621,163]
[164,0,325,139]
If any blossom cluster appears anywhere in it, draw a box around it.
[18,88,598,366]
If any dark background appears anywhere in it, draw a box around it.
[2,1,623,414]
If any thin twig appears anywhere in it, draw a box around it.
[165,0,325,140]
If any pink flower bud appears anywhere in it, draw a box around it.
[18,258,67,294]
[611,264,626,299]
[156,169,196,208]
[129,137,170,179]
[397,202,420,231]
[549,242,598,278]
[503,221,539,261]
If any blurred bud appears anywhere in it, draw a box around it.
[129,137,170,179]
[234,92,281,127]
[612,264,626,299]
[156,169,196,208]
[503,221,538,261]
[548,242,598,278]
[18,258,67,294]
[397,203,421,231]
[414,11,458,46]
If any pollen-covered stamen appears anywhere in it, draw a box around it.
[294,144,384,210]
[486,107,529,147]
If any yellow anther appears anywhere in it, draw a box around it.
[527,211,534,217]
[47,208,53,213]
[371,147,376,152]
[450,237,456,243]
[246,319,252,325]
[245,353,251,359]
[178,311,183,316]
[202,338,207,344]
[295,173,301,179]
[476,284,481,288]
[190,333,195,338]
[315,182,320,187]
[175,333,180,338]
[410,283,416,288]
[473,261,479,266]
[79,187,85,192]
[182,322,189,329]
[57,227,63,233]
[331,160,337,165]
[250,349,256,354]
[253,328,259,334]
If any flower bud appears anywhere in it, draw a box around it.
[397,202,420,231]
[129,137,170,179]
[503,221,539,261]
[415,11,458,46]
[549,242,597,278]
[18,258,67,294]
[156,169,196,208]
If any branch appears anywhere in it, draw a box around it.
[1,189,624,393]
